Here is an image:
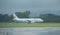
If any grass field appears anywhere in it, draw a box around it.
[0,23,60,28]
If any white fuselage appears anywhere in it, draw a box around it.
[13,18,44,23]
[13,14,44,23]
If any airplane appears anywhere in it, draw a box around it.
[13,14,44,23]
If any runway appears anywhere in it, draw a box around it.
[0,27,60,35]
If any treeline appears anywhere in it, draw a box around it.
[39,14,60,22]
[0,11,30,22]
[0,14,13,22]
[0,11,60,23]
[15,10,30,18]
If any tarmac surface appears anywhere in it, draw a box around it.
[0,27,60,35]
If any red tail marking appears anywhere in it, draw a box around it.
[14,16,16,19]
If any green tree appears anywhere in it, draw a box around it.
[3,14,10,22]
[0,14,10,22]
[15,10,30,18]
[0,14,3,22]
[39,14,60,22]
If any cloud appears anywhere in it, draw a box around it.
[0,0,60,16]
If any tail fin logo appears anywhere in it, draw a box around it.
[13,14,18,19]
[14,16,16,19]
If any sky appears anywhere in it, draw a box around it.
[0,0,60,17]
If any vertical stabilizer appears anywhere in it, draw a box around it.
[13,14,18,19]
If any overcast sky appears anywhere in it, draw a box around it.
[0,0,60,17]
